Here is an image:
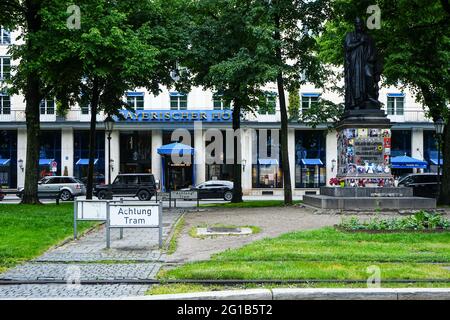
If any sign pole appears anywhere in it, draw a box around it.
[120,228,123,240]
[197,191,199,211]
[106,202,111,249]
[159,201,163,249]
[73,198,78,239]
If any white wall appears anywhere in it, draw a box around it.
[16,129,27,188]
[105,130,120,184]
[326,129,338,186]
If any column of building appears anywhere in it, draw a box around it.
[325,130,338,186]
[105,130,120,184]
[411,128,424,173]
[61,128,74,176]
[151,129,162,185]
[16,129,27,188]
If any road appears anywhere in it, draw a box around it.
[0,194,303,207]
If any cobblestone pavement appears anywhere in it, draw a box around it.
[0,284,150,298]
[0,263,161,281]
[0,210,183,298]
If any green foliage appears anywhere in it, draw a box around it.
[186,0,277,113]
[339,212,450,231]
[287,87,300,120]
[318,0,450,120]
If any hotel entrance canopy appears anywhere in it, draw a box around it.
[157,143,195,191]
[157,142,194,156]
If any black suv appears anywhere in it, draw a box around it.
[398,173,440,198]
[94,173,156,201]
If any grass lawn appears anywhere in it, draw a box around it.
[200,200,302,208]
[0,203,97,272]
[159,227,450,283]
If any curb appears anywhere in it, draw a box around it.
[137,288,450,300]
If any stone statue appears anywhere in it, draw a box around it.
[344,17,382,111]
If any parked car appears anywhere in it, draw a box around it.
[17,176,86,201]
[398,173,441,198]
[94,173,156,201]
[181,180,234,201]
[81,174,105,186]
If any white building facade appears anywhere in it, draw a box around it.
[0,28,440,196]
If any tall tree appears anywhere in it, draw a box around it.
[40,0,190,199]
[0,0,51,204]
[187,0,277,202]
[318,0,450,203]
[266,0,331,205]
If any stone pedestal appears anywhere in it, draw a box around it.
[302,110,437,210]
[335,111,393,187]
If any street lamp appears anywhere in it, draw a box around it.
[104,115,115,199]
[434,117,445,201]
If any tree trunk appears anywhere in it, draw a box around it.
[440,123,450,205]
[86,79,100,200]
[21,76,41,204]
[274,12,293,205]
[231,103,243,203]
[21,0,42,204]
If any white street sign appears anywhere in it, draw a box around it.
[77,200,107,220]
[108,204,160,228]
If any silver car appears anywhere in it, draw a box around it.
[19,176,86,201]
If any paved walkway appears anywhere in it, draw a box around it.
[0,210,182,298]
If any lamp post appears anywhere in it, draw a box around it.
[434,118,445,202]
[104,115,115,200]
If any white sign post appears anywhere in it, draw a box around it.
[73,198,109,239]
[106,202,163,249]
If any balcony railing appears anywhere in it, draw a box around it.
[0,108,433,123]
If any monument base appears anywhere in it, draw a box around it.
[303,186,436,210]
[306,111,436,210]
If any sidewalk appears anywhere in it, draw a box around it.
[0,210,183,298]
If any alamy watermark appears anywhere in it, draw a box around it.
[66,265,81,290]
[67,5,81,30]
[366,5,381,30]
[366,265,381,288]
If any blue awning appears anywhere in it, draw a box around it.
[387,93,405,97]
[126,92,144,97]
[169,92,187,97]
[39,159,54,166]
[0,159,10,166]
[430,159,443,165]
[391,155,427,169]
[258,159,279,165]
[301,93,321,98]
[157,142,194,156]
[301,159,323,166]
[76,158,99,166]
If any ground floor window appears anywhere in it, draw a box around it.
[391,129,411,157]
[295,130,326,188]
[162,130,194,190]
[205,130,233,182]
[120,131,152,174]
[74,130,105,183]
[0,130,17,188]
[39,130,61,177]
[252,130,283,188]
[424,130,440,173]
